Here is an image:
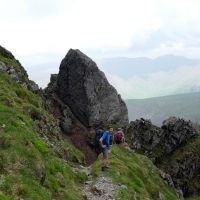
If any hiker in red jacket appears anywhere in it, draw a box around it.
[115,128,124,144]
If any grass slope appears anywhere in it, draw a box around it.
[0,73,85,200]
[92,145,179,200]
[126,92,200,125]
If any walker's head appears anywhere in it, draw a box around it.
[109,127,113,132]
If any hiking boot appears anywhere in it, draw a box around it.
[101,166,108,171]
[101,166,109,171]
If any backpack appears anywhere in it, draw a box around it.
[97,129,104,145]
[116,131,123,142]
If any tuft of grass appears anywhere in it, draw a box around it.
[76,171,88,184]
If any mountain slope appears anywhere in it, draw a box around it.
[0,51,85,199]
[92,145,179,200]
[0,74,180,200]
[0,46,182,200]
[126,92,200,125]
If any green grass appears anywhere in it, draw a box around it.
[92,145,179,200]
[0,73,85,200]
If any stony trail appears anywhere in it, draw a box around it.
[73,165,121,200]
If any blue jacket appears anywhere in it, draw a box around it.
[101,131,110,148]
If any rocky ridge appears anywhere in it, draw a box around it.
[128,117,196,162]
[0,45,39,92]
[127,117,199,197]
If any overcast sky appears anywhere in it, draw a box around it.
[1,0,200,98]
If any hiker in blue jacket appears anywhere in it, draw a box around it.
[99,127,112,171]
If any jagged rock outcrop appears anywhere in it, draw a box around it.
[128,117,196,163]
[0,45,39,92]
[161,117,196,153]
[128,117,198,197]
[159,144,200,197]
[128,118,161,160]
[56,49,128,127]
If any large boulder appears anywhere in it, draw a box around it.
[56,49,128,127]
[44,49,128,164]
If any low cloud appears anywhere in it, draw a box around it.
[106,66,200,99]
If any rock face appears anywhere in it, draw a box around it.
[128,118,161,160]
[44,74,97,164]
[44,49,128,164]
[161,117,196,153]
[56,49,128,127]
[128,117,196,163]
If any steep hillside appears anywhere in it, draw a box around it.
[126,92,200,125]
[0,75,180,200]
[0,50,86,199]
[91,145,179,200]
[0,46,183,200]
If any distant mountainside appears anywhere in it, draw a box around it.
[98,54,200,79]
[126,92,200,126]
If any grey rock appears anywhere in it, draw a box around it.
[56,49,128,127]
[8,68,20,82]
[128,117,196,162]
[161,117,196,153]
[0,61,8,73]
[158,192,164,200]
[159,170,174,188]
[29,80,39,92]
[128,118,162,161]
[83,176,119,200]
[60,108,73,133]
[46,74,58,93]
[21,82,28,89]
[176,188,184,199]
